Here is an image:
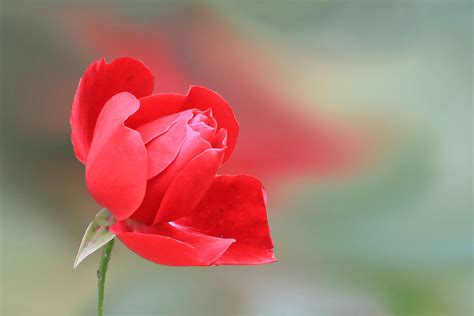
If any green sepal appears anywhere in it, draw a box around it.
[74,209,116,269]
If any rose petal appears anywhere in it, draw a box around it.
[177,175,275,265]
[214,244,276,265]
[189,109,217,141]
[135,111,187,144]
[211,128,228,149]
[86,92,147,221]
[145,111,194,178]
[156,222,235,265]
[71,57,154,163]
[182,86,239,163]
[115,232,201,266]
[110,221,234,266]
[130,129,211,224]
[127,94,186,128]
[153,147,226,224]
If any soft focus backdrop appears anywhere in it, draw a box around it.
[1,1,472,315]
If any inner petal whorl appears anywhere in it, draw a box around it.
[188,109,217,142]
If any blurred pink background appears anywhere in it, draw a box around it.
[1,1,472,315]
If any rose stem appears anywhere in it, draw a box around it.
[97,238,115,316]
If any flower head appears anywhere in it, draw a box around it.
[71,57,275,266]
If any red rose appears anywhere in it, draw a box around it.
[71,57,275,266]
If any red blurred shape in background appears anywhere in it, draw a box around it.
[60,5,374,185]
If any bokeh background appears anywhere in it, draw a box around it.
[1,1,472,315]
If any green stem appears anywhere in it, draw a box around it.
[98,238,115,316]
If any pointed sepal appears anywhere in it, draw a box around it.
[74,209,116,269]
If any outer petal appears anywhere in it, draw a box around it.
[177,175,276,265]
[71,57,154,163]
[182,86,239,162]
[215,244,275,265]
[110,221,234,266]
[114,232,201,266]
[86,92,147,221]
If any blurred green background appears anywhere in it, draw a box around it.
[1,1,472,315]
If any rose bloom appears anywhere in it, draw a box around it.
[71,57,275,266]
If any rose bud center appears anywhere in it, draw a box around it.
[188,109,217,142]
